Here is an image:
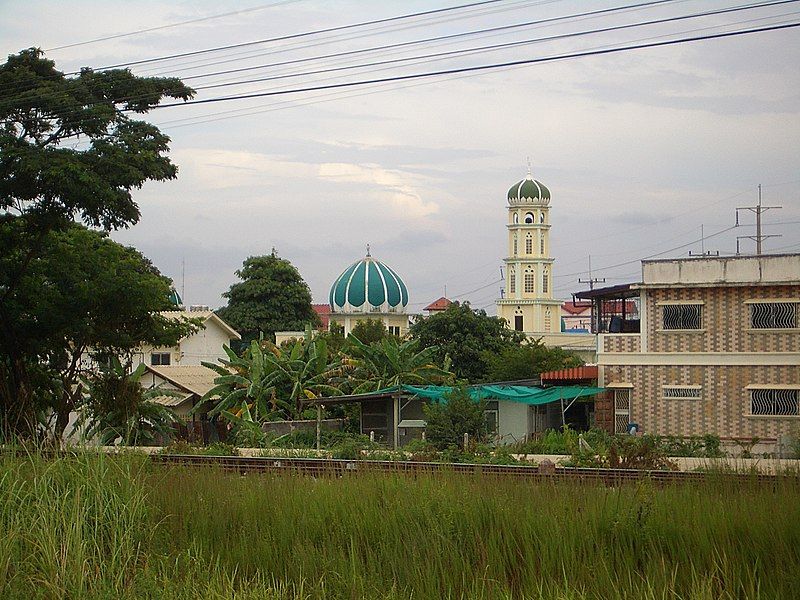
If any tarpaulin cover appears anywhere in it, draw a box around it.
[376,385,604,406]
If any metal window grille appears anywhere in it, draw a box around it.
[750,389,799,416]
[509,273,516,294]
[525,237,532,254]
[513,238,517,255]
[613,389,631,434]
[750,303,798,329]
[542,271,549,294]
[662,304,702,329]
[663,387,702,399]
[540,237,545,255]
[524,273,535,293]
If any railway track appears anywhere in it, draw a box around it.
[151,454,797,485]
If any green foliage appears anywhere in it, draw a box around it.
[160,440,239,456]
[423,386,488,450]
[0,48,194,438]
[2,453,800,598]
[483,337,583,381]
[343,335,453,394]
[200,329,344,431]
[410,301,523,382]
[216,254,320,344]
[349,319,389,345]
[73,358,178,446]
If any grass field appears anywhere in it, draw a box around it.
[1,452,798,599]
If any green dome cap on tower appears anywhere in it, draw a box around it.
[507,173,550,205]
[329,254,409,313]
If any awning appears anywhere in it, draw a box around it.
[384,384,604,406]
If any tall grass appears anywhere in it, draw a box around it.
[1,452,798,599]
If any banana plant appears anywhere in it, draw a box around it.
[343,336,453,394]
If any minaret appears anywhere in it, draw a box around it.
[496,164,562,333]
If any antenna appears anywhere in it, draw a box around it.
[181,258,185,304]
[736,184,781,254]
[689,224,719,256]
[578,254,605,290]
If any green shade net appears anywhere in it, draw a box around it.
[374,385,604,405]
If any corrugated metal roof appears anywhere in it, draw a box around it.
[150,392,192,407]
[540,366,598,382]
[146,365,219,397]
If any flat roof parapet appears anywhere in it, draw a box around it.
[641,253,800,288]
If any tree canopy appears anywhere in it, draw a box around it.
[216,254,320,344]
[0,48,195,437]
[482,339,584,382]
[409,302,524,383]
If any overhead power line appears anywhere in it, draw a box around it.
[91,0,509,70]
[151,21,800,109]
[45,1,304,51]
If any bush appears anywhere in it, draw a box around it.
[423,386,488,450]
[159,441,239,456]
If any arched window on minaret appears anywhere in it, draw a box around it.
[525,233,532,255]
[512,235,517,256]
[539,212,545,224]
[524,212,534,224]
[542,267,549,294]
[509,270,516,294]
[540,236,545,255]
[513,213,519,224]
[524,266,535,294]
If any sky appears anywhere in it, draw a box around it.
[2,0,798,313]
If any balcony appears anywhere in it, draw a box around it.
[573,283,641,335]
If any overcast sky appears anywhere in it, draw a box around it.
[2,0,798,313]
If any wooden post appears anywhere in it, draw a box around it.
[463,432,469,452]
[316,403,322,452]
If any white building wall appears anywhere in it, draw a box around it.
[178,323,231,366]
[497,400,529,444]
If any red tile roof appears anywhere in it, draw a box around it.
[561,301,591,315]
[540,366,598,383]
[312,304,331,329]
[424,297,453,312]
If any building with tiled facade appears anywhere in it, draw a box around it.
[576,254,800,448]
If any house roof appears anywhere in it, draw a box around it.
[150,391,192,407]
[540,366,598,383]
[312,304,331,329]
[561,300,591,315]
[160,310,241,340]
[424,297,452,312]
[145,365,219,398]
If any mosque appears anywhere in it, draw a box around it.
[315,167,595,360]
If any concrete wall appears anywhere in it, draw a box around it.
[498,400,529,444]
[642,254,800,287]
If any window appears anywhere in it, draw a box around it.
[524,272,535,293]
[509,272,515,294]
[484,400,499,435]
[388,326,401,336]
[525,236,532,254]
[663,386,702,399]
[542,268,549,294]
[540,237,545,255]
[749,302,798,329]
[524,212,534,224]
[662,304,702,330]
[513,213,519,224]
[512,236,517,256]
[514,315,523,331]
[750,389,799,416]
[539,212,545,223]
[613,388,631,434]
[151,352,171,366]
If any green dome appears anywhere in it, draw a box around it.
[507,174,550,205]
[329,255,409,313]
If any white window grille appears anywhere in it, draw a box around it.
[540,237,545,255]
[512,237,517,256]
[749,302,798,329]
[662,304,702,330]
[662,386,702,399]
[613,388,631,434]
[509,273,516,294]
[750,389,799,416]
[542,269,549,294]
[525,237,532,255]
[524,272,535,293]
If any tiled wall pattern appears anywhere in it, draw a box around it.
[603,335,641,353]
[604,364,799,440]
[646,285,798,353]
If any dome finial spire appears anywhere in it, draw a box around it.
[366,243,371,257]
[526,156,532,178]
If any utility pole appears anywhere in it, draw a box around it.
[578,255,605,290]
[689,224,719,257]
[736,184,781,255]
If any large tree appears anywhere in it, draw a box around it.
[482,339,583,382]
[1,222,195,439]
[0,48,194,436]
[216,254,320,344]
[409,302,524,383]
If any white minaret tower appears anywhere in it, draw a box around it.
[496,163,562,333]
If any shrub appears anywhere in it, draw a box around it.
[423,386,488,450]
